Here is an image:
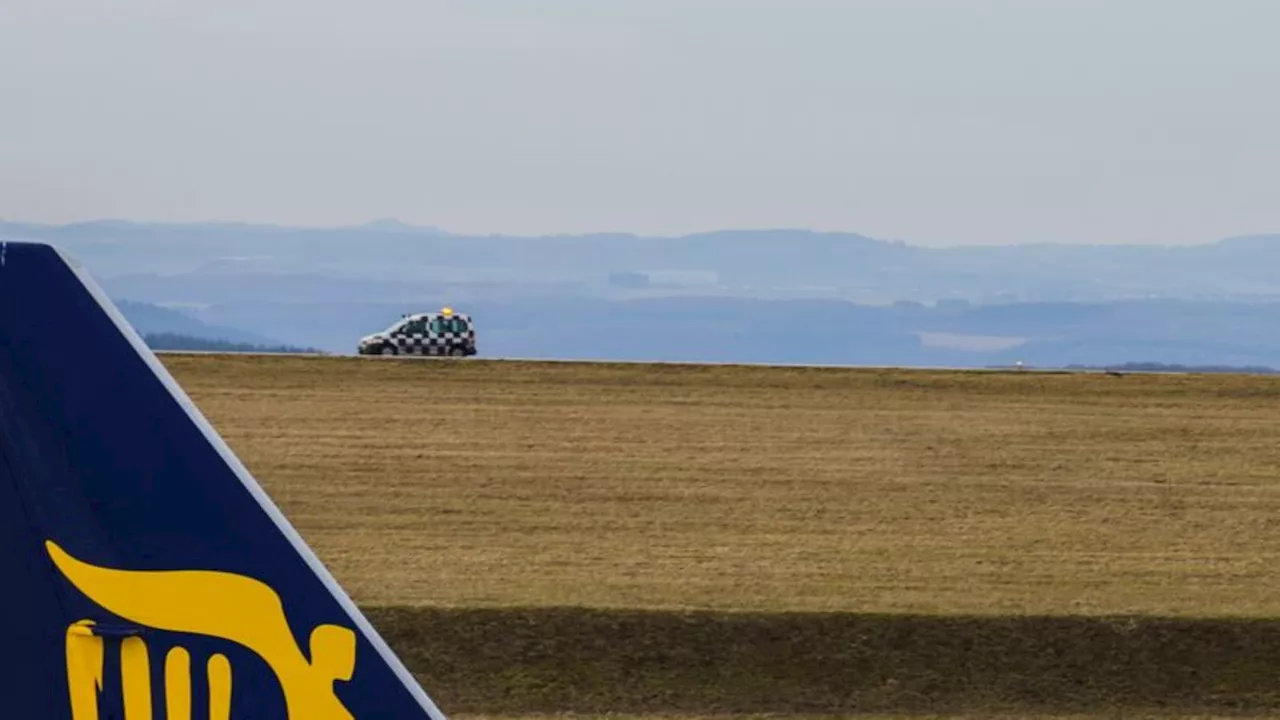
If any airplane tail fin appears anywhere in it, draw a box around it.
[0,240,448,718]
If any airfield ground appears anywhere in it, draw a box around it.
[161,353,1280,718]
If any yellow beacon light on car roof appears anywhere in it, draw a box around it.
[441,307,454,316]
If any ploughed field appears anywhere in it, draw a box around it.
[160,354,1280,717]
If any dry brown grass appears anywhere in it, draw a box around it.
[456,716,1258,720]
[455,715,1258,720]
[160,354,1280,618]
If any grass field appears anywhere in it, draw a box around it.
[162,353,1280,618]
[453,712,1259,717]
[156,354,1280,716]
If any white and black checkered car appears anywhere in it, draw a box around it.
[357,309,477,357]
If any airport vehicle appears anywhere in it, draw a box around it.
[0,240,448,718]
[357,308,477,357]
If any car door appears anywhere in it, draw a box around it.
[448,316,470,352]
[426,315,449,355]
[403,317,428,355]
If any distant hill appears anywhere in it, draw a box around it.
[143,332,323,354]
[7,220,1280,368]
[6,219,1280,303]
[114,299,288,347]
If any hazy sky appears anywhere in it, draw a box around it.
[3,0,1278,245]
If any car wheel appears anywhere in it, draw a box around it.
[449,346,465,357]
[380,344,397,356]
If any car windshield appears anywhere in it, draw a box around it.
[383,318,411,333]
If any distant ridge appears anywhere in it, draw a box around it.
[7,219,1280,368]
[114,299,288,347]
[143,332,324,354]
[354,218,450,234]
[4,217,1277,247]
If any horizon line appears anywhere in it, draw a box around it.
[1,217,1277,249]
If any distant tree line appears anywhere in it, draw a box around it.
[1065,361,1279,374]
[142,332,324,355]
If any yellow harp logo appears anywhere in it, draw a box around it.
[47,540,357,720]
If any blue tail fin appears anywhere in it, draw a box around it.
[0,240,448,718]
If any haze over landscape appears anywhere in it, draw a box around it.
[4,0,1279,366]
[5,219,1280,368]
